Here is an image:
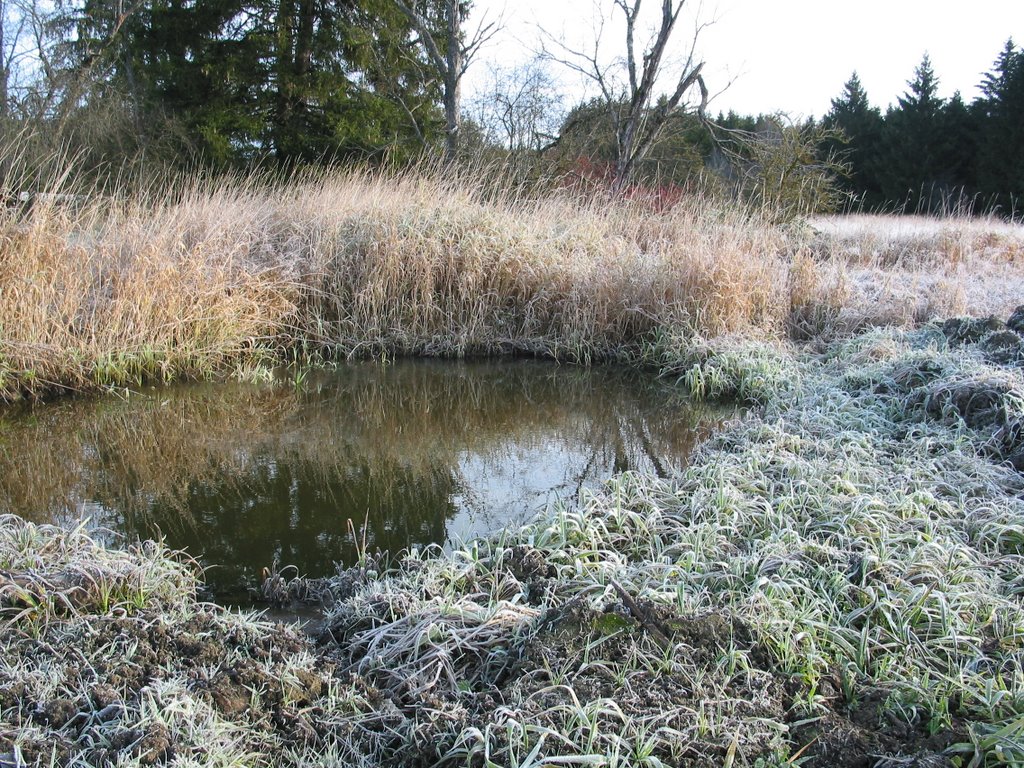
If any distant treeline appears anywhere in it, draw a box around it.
[819,44,1023,217]
[0,0,1020,217]
[550,42,1024,218]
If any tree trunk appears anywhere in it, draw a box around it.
[442,0,461,162]
[296,0,314,78]
[395,0,492,165]
[0,0,8,118]
[273,0,295,159]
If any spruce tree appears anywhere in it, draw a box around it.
[941,91,978,200]
[47,0,447,167]
[823,72,885,209]
[880,53,954,212]
[975,39,1024,217]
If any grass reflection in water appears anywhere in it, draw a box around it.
[0,359,724,597]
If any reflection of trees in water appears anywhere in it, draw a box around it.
[0,360,725,595]
[137,455,457,596]
[297,360,717,476]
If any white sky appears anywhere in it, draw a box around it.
[464,0,1024,119]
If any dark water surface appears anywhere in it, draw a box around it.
[0,360,723,601]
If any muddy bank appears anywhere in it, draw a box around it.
[3,312,1024,766]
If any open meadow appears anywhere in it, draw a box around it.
[2,171,1024,767]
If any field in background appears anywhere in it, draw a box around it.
[810,213,1024,329]
[2,167,1022,401]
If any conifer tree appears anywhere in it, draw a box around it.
[44,0,447,166]
[975,39,1024,216]
[880,53,955,211]
[941,91,978,198]
[823,72,884,208]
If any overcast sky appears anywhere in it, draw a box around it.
[463,0,1024,119]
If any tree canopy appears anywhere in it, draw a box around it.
[821,43,1023,216]
[0,2,1021,219]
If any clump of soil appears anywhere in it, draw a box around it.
[909,373,1021,431]
[935,308,1024,368]
[981,328,1024,366]
[993,415,1024,471]
[876,357,949,396]
[939,315,1005,345]
[895,310,1024,470]
[503,544,556,584]
[1007,305,1024,335]
[108,723,171,765]
[792,700,967,768]
[904,372,1024,470]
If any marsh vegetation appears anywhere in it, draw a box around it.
[2,167,1022,404]
[1,170,1024,767]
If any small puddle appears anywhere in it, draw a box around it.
[0,360,726,603]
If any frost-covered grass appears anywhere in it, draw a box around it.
[303,319,1024,767]
[4,320,1024,766]
[808,213,1024,330]
[0,516,389,766]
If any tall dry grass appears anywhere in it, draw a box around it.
[0,186,295,399]
[0,164,796,401]
[291,173,789,357]
[3,163,1023,401]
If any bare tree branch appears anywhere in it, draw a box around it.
[394,0,502,162]
[394,0,446,73]
[613,0,641,95]
[461,13,500,76]
[543,0,711,193]
[469,57,563,154]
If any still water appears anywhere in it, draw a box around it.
[0,360,722,601]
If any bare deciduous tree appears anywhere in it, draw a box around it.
[0,0,138,123]
[394,0,498,162]
[470,57,563,154]
[1,0,8,115]
[1,0,46,118]
[544,0,709,193]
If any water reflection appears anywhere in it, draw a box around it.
[0,360,724,598]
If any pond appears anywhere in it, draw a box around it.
[0,360,725,603]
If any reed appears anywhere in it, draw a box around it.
[0,162,794,401]
[3,162,1022,402]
